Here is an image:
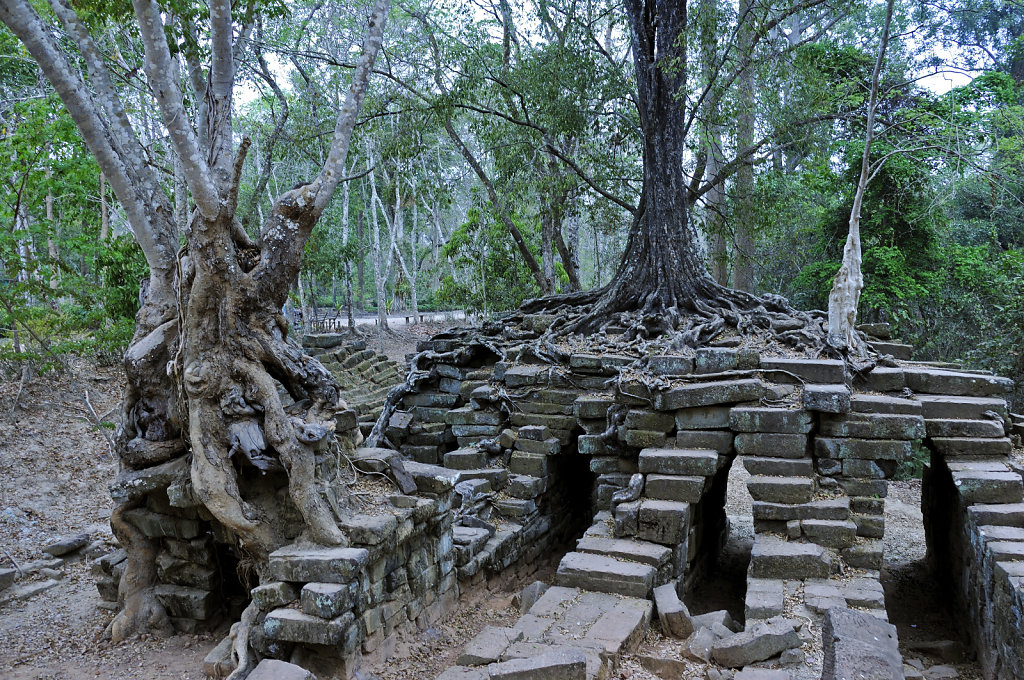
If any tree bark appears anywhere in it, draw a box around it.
[732,0,756,293]
[827,0,893,351]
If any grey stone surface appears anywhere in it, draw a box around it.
[819,413,926,440]
[247,659,316,680]
[555,551,655,597]
[644,474,707,502]
[639,449,718,476]
[487,648,587,679]
[437,668,488,680]
[676,406,732,430]
[301,582,354,619]
[519,581,551,614]
[729,407,813,434]
[821,607,902,680]
[690,610,738,632]
[575,536,672,567]
[675,430,735,453]
[804,385,851,414]
[42,533,91,557]
[637,499,691,545]
[267,545,369,583]
[925,419,1005,438]
[745,579,785,620]
[654,379,767,410]
[735,670,791,680]
[734,433,809,458]
[931,437,1013,457]
[749,536,831,579]
[684,627,716,662]
[904,368,1013,396]
[0,568,15,591]
[250,582,298,611]
[852,394,922,415]
[816,438,912,461]
[760,358,845,384]
[711,618,800,667]
[746,476,814,504]
[264,608,352,645]
[742,457,813,477]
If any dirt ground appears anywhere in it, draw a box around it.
[0,334,986,680]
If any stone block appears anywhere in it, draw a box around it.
[819,413,925,440]
[644,474,707,502]
[555,552,656,598]
[639,448,718,475]
[250,582,298,612]
[510,452,548,477]
[952,470,1024,504]
[676,406,732,430]
[695,347,757,373]
[711,618,800,667]
[614,500,639,537]
[247,659,316,680]
[508,474,547,499]
[966,503,1024,526]
[624,410,676,432]
[802,520,858,548]
[916,395,1009,422]
[153,585,215,619]
[745,579,785,620]
[816,438,911,461]
[735,432,809,458]
[575,536,672,567]
[577,435,608,456]
[675,430,735,452]
[853,367,906,392]
[904,368,1012,396]
[637,500,691,545]
[839,478,888,497]
[301,582,354,619]
[752,498,849,522]
[821,607,901,680]
[653,583,694,638]
[730,407,812,434]
[852,394,922,415]
[749,536,831,579]
[574,395,615,420]
[515,437,561,455]
[650,355,695,375]
[690,610,738,632]
[930,437,1012,457]
[264,608,351,646]
[267,545,368,583]
[123,509,200,540]
[925,419,1004,438]
[623,429,667,448]
[804,385,851,414]
[445,448,488,470]
[746,476,814,504]
[760,358,845,384]
[842,541,883,570]
[842,458,889,479]
[683,627,716,662]
[340,512,398,546]
[742,457,813,477]
[654,379,768,411]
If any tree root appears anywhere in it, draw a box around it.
[225,601,260,680]
[104,501,173,643]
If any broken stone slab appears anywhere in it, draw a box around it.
[821,607,902,680]
[638,654,690,679]
[582,597,652,655]
[518,581,550,615]
[653,379,768,411]
[804,385,851,414]
[202,636,233,678]
[458,626,525,666]
[644,474,707,503]
[653,582,694,638]
[915,395,1009,422]
[746,477,814,504]
[637,499,691,545]
[683,627,717,662]
[339,512,398,547]
[489,647,588,680]
[247,659,317,680]
[437,668,488,680]
[42,532,91,557]
[554,551,655,598]
[153,584,216,619]
[0,579,59,606]
[711,618,801,667]
[267,545,369,583]
[110,455,188,503]
[735,670,791,680]
[691,610,739,633]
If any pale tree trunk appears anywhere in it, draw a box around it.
[409,179,419,318]
[697,0,728,285]
[369,163,390,332]
[45,168,58,290]
[1,0,390,665]
[827,0,893,351]
[732,0,756,292]
[99,171,109,241]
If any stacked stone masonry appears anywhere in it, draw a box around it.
[94,328,1024,680]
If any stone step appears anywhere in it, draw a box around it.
[443,448,488,470]
[801,519,858,549]
[574,536,672,568]
[851,394,922,415]
[968,504,1024,527]
[925,419,1005,438]
[729,407,812,434]
[930,437,1012,457]
[869,341,913,360]
[742,457,814,477]
[915,395,1009,422]
[818,413,925,440]
[638,448,718,476]
[904,367,1013,397]
[749,536,832,579]
[555,551,657,598]
[746,476,814,504]
[644,474,707,502]
[950,469,1024,504]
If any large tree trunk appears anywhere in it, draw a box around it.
[732,0,756,292]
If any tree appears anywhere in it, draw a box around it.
[0,0,390,669]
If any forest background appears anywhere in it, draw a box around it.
[2,0,1023,405]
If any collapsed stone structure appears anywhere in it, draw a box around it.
[94,321,1024,680]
